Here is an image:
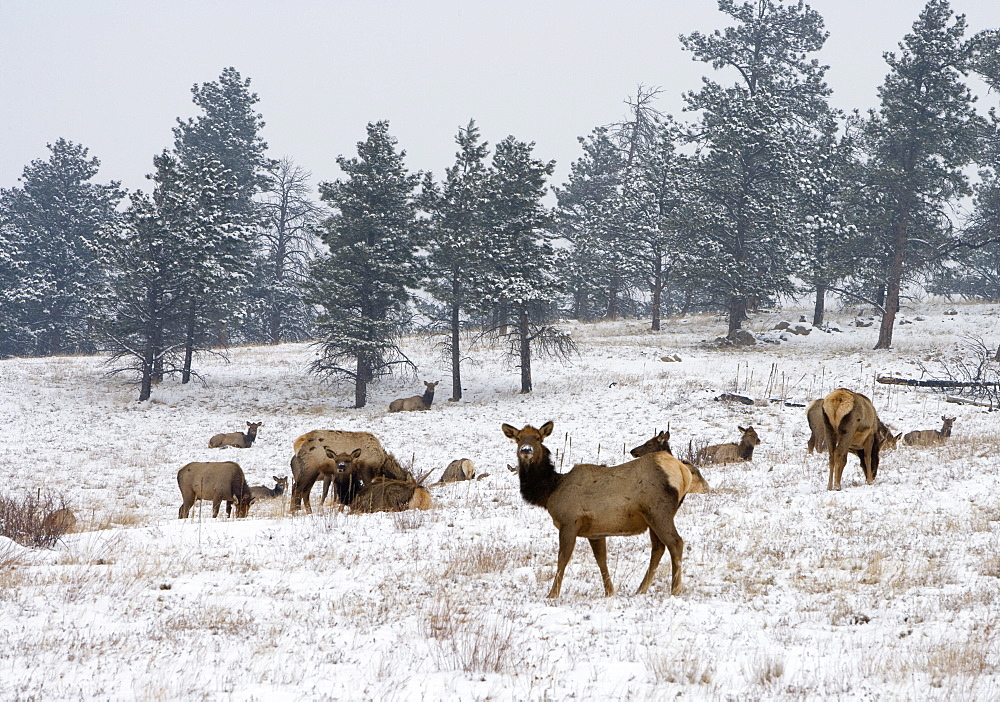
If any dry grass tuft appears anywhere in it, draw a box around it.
[0,491,75,548]
[425,592,526,674]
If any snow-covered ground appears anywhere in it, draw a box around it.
[2,302,999,700]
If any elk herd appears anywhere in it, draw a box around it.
[169,379,959,599]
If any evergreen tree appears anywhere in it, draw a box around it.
[862,0,985,349]
[170,67,271,379]
[555,127,627,321]
[0,139,123,356]
[680,0,834,334]
[423,120,491,402]
[479,136,571,394]
[307,121,422,408]
[101,188,189,401]
[629,121,695,330]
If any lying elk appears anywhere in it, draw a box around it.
[177,461,255,518]
[502,421,708,599]
[208,421,263,449]
[696,425,760,465]
[388,381,439,412]
[903,416,956,447]
[821,388,884,491]
[350,476,433,513]
[630,430,710,492]
[250,475,288,501]
[806,399,901,453]
[289,430,410,513]
[437,458,476,484]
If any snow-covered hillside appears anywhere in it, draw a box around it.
[2,303,999,700]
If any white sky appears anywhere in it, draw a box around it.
[1,0,998,195]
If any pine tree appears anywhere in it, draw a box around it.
[0,139,123,356]
[680,0,834,334]
[863,0,985,349]
[306,121,422,408]
[423,120,491,402]
[555,127,627,321]
[170,67,271,379]
[479,136,571,394]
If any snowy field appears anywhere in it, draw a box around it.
[2,301,1000,700]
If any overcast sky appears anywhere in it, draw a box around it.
[2,1,998,196]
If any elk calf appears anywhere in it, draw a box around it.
[177,461,255,518]
[821,388,884,491]
[388,381,438,412]
[208,421,263,448]
[250,475,288,500]
[503,421,705,599]
[903,416,956,447]
[696,425,760,465]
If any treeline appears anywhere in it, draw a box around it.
[1,0,998,405]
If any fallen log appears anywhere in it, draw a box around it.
[945,396,997,409]
[876,376,1000,388]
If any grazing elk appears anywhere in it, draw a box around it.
[177,461,255,518]
[807,399,901,453]
[350,476,433,513]
[502,421,707,599]
[630,430,710,492]
[821,388,884,491]
[289,430,410,513]
[696,425,760,465]
[388,381,439,412]
[250,475,288,501]
[208,421,263,449]
[903,416,956,447]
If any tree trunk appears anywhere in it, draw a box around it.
[354,355,369,408]
[450,277,462,402]
[812,284,826,327]
[727,295,747,334]
[518,305,531,394]
[994,343,999,362]
[606,276,620,321]
[650,255,663,332]
[875,197,910,350]
[269,225,287,345]
[182,300,196,384]
[139,341,154,402]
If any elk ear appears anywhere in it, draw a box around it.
[324,447,337,458]
[739,426,748,432]
[539,421,554,438]
[659,430,670,440]
[894,433,902,441]
[351,448,362,458]
[501,424,518,439]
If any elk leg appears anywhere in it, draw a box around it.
[548,527,578,599]
[635,530,666,595]
[588,538,614,596]
[321,475,332,506]
[211,498,222,518]
[645,517,683,595]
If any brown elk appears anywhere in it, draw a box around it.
[821,388,883,491]
[177,461,255,518]
[41,507,77,535]
[903,416,956,447]
[630,430,710,493]
[350,476,433,513]
[807,399,900,453]
[208,421,263,448]
[502,421,707,599]
[289,430,409,513]
[437,458,476,483]
[388,381,439,412]
[250,475,288,501]
[696,425,760,465]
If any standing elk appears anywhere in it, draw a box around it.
[388,381,439,412]
[502,421,707,599]
[250,475,288,501]
[177,461,255,518]
[821,388,884,491]
[903,416,956,447]
[696,425,760,465]
[208,421,263,448]
[289,430,410,513]
[807,399,901,453]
